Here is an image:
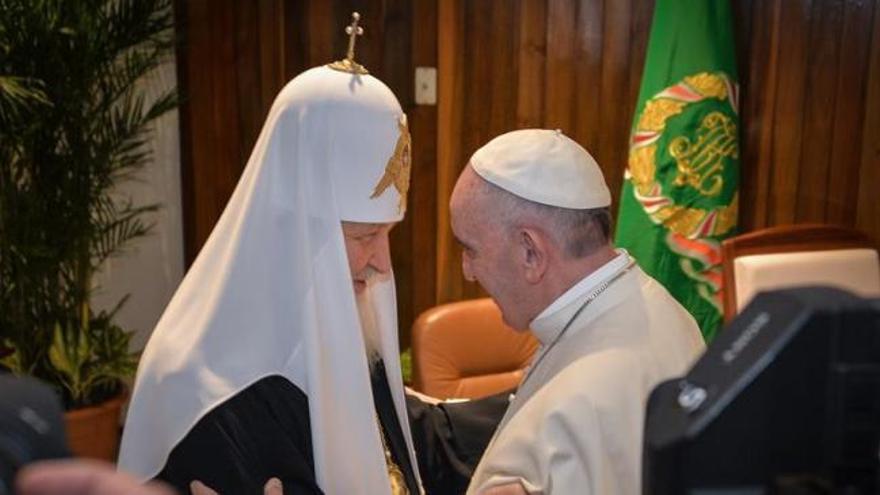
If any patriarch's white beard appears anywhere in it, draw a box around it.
[355,283,383,371]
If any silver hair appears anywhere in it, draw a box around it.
[473,173,612,258]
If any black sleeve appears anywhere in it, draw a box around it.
[406,390,511,495]
[156,376,324,495]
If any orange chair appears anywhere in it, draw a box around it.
[411,298,539,400]
[721,224,880,322]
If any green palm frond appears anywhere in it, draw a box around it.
[0,76,50,126]
[0,0,176,408]
[91,196,158,266]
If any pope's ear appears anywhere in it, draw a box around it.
[519,228,547,284]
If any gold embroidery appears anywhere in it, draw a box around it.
[371,114,411,213]
[646,196,738,239]
[661,206,708,237]
[627,72,738,238]
[377,416,409,495]
[629,145,656,195]
[669,111,738,197]
[685,72,728,99]
[639,99,686,132]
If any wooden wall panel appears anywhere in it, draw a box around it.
[596,0,636,206]
[515,0,547,129]
[736,0,777,229]
[795,0,842,223]
[435,0,465,305]
[571,0,599,149]
[408,0,439,332]
[544,0,576,132]
[857,0,880,245]
[734,0,879,238]
[175,0,293,264]
[826,0,875,225]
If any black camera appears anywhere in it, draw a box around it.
[644,287,880,494]
[0,374,69,495]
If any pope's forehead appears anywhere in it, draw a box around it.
[450,166,481,202]
[450,177,495,230]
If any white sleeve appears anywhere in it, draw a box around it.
[471,351,644,495]
[472,381,610,494]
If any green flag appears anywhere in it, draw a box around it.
[615,0,739,342]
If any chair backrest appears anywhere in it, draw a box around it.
[411,298,539,400]
[721,224,880,322]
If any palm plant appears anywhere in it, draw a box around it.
[0,0,176,408]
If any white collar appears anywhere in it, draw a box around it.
[530,249,631,345]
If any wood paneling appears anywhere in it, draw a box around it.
[735,0,879,239]
[435,0,465,305]
[857,0,880,245]
[176,0,880,344]
[408,0,439,330]
[515,0,547,129]
[175,0,291,264]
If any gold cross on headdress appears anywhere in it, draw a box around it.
[328,12,369,75]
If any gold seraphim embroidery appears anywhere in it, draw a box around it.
[371,114,411,214]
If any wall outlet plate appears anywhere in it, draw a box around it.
[415,66,437,105]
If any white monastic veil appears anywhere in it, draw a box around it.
[118,66,422,495]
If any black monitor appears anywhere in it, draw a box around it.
[643,287,880,494]
[0,373,69,495]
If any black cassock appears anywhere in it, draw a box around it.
[156,359,508,495]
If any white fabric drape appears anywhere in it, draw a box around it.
[118,66,421,495]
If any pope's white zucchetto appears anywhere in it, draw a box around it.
[469,129,611,210]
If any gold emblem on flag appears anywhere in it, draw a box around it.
[625,72,740,315]
[669,111,738,197]
[626,71,738,239]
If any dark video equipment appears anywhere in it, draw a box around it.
[0,374,69,495]
[644,287,880,494]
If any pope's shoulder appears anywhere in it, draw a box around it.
[520,339,699,424]
[510,349,644,423]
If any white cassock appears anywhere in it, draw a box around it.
[467,250,706,495]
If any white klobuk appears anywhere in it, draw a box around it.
[118,65,421,495]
